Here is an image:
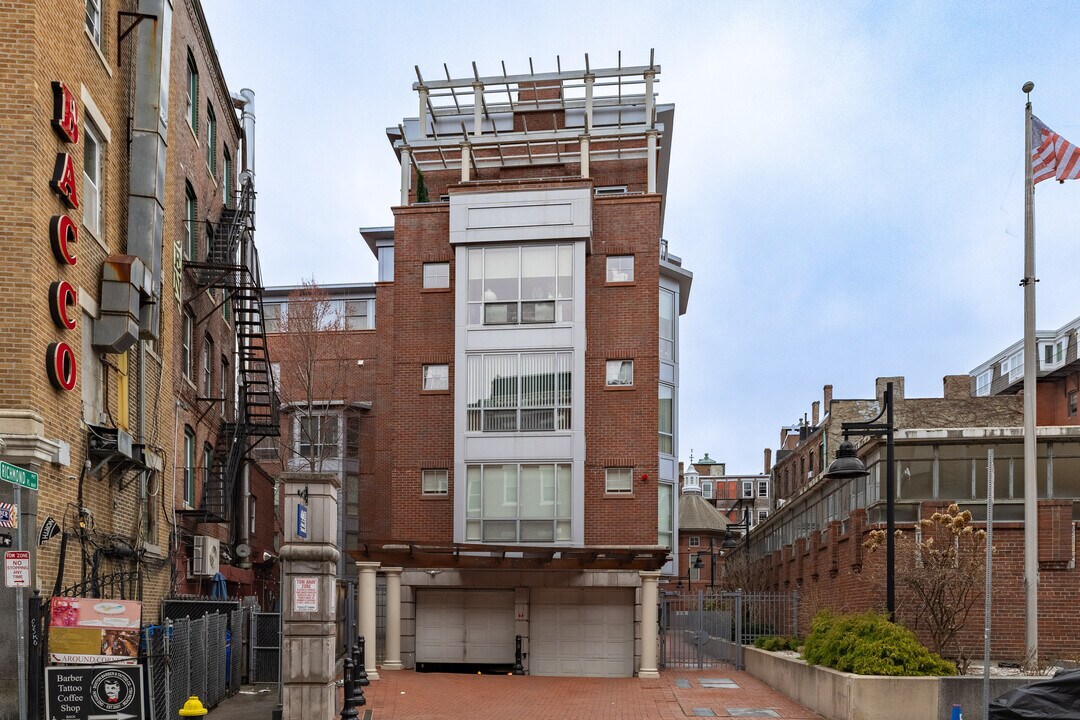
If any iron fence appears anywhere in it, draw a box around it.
[250,612,281,684]
[659,590,799,671]
[376,581,386,663]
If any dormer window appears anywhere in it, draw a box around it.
[975,369,992,396]
[1040,338,1066,370]
[1001,350,1023,383]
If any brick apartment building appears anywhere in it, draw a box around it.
[969,314,1080,426]
[750,376,1080,660]
[0,0,274,711]
[294,55,694,678]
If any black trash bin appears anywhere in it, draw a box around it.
[988,668,1080,719]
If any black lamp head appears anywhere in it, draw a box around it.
[823,440,869,480]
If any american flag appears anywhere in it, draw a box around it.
[1031,116,1080,185]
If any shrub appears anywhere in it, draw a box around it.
[802,611,956,676]
[754,635,800,652]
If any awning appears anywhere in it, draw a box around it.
[348,542,670,571]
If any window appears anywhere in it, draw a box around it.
[660,288,676,361]
[184,183,196,260]
[186,53,198,132]
[183,427,195,506]
[689,553,701,581]
[344,299,373,330]
[423,262,450,289]
[606,359,633,387]
[182,311,194,380]
[422,469,448,496]
[422,364,449,391]
[758,480,769,497]
[1001,350,1023,383]
[466,352,572,432]
[1069,390,1078,417]
[83,122,103,237]
[605,467,633,494]
[687,536,700,547]
[1041,339,1066,369]
[975,370,992,397]
[742,481,754,498]
[203,442,214,492]
[658,384,673,454]
[297,414,339,459]
[466,244,573,325]
[377,246,394,282]
[701,479,714,500]
[81,311,104,424]
[206,103,216,173]
[606,255,634,283]
[220,356,228,416]
[658,483,673,549]
[223,148,232,205]
[202,336,213,397]
[464,463,571,542]
[85,0,102,45]
[263,303,283,333]
[595,185,628,196]
[758,510,770,523]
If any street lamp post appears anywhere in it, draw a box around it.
[722,507,752,552]
[823,381,896,621]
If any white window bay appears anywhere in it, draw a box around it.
[465,463,572,543]
[466,352,572,432]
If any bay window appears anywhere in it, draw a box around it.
[296,413,340,459]
[659,384,673,454]
[464,463,571,543]
[466,352,571,432]
[660,288,676,361]
[467,244,573,325]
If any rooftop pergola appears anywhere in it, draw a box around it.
[350,541,670,571]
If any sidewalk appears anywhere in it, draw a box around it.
[212,669,822,719]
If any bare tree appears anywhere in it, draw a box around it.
[271,280,352,472]
[864,504,988,665]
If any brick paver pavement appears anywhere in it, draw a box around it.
[347,669,823,720]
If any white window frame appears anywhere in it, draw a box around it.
[82,121,103,238]
[183,427,195,506]
[464,463,572,543]
[182,311,194,380]
[660,288,676,362]
[1001,350,1023,383]
[201,335,213,397]
[295,412,341,460]
[85,0,102,46]
[975,369,992,397]
[659,384,673,455]
[422,364,449,391]
[606,254,634,283]
[206,102,216,173]
[605,467,633,494]
[423,262,450,289]
[742,481,754,498]
[758,480,769,497]
[658,483,674,550]
[186,53,198,133]
[701,480,714,500]
[1040,338,1067,370]
[220,355,228,416]
[687,536,700,547]
[344,299,373,330]
[184,183,197,261]
[466,352,572,433]
[422,469,449,496]
[263,303,283,333]
[606,359,634,387]
[466,244,574,326]
[758,509,770,523]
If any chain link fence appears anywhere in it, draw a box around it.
[250,612,281,684]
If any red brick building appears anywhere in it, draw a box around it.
[326,56,694,677]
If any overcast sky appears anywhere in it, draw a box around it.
[203,1,1080,474]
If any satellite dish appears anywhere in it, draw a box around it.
[235,543,252,559]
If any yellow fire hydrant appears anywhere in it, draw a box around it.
[179,696,209,717]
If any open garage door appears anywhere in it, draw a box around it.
[530,587,634,677]
[415,589,515,665]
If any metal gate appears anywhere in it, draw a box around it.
[250,612,281,684]
[659,590,798,671]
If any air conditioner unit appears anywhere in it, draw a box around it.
[87,425,133,459]
[192,535,220,577]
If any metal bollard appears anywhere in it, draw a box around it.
[339,656,358,720]
[354,635,369,686]
[512,635,525,675]
[352,638,366,706]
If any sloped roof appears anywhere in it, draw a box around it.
[678,494,730,532]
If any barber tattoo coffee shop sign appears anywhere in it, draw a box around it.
[46,665,146,720]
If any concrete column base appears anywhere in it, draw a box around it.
[381,661,404,671]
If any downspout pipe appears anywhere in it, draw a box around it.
[231,89,255,185]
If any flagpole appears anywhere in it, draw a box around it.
[1021,80,1039,668]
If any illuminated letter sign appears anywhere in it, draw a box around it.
[51,82,80,144]
[51,153,80,209]
[49,215,78,265]
[49,281,78,330]
[46,342,77,392]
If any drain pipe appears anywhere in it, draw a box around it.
[232,89,255,185]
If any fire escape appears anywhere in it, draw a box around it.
[179,179,279,523]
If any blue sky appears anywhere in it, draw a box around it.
[203,1,1080,474]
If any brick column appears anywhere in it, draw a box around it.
[382,567,403,670]
[356,560,381,680]
[638,570,661,679]
[279,472,339,720]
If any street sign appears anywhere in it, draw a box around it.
[0,460,38,491]
[296,503,308,539]
[0,502,17,528]
[5,550,30,587]
[46,665,146,720]
[294,576,318,612]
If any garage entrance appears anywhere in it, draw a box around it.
[415,589,515,670]
[530,587,634,677]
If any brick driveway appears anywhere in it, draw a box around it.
[350,669,822,720]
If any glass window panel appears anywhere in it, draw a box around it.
[556,300,573,322]
[606,255,634,283]
[658,483,673,549]
[521,354,554,407]
[557,465,571,517]
[468,249,483,301]
[520,465,554,518]
[659,289,676,361]
[484,247,518,302]
[521,246,556,300]
[606,467,632,493]
[465,519,481,541]
[423,262,450,289]
[345,300,370,330]
[520,520,554,542]
[898,459,933,500]
[606,360,633,386]
[557,245,573,298]
[422,469,448,495]
[659,384,673,455]
[1052,448,1080,499]
[939,457,971,501]
[423,364,449,391]
[482,464,517,518]
[556,520,571,542]
[482,520,517,542]
[466,467,482,515]
[521,300,555,323]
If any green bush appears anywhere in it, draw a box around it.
[802,611,956,676]
[753,635,800,652]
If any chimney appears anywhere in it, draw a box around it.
[764,448,772,474]
[823,384,833,413]
[812,401,820,426]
